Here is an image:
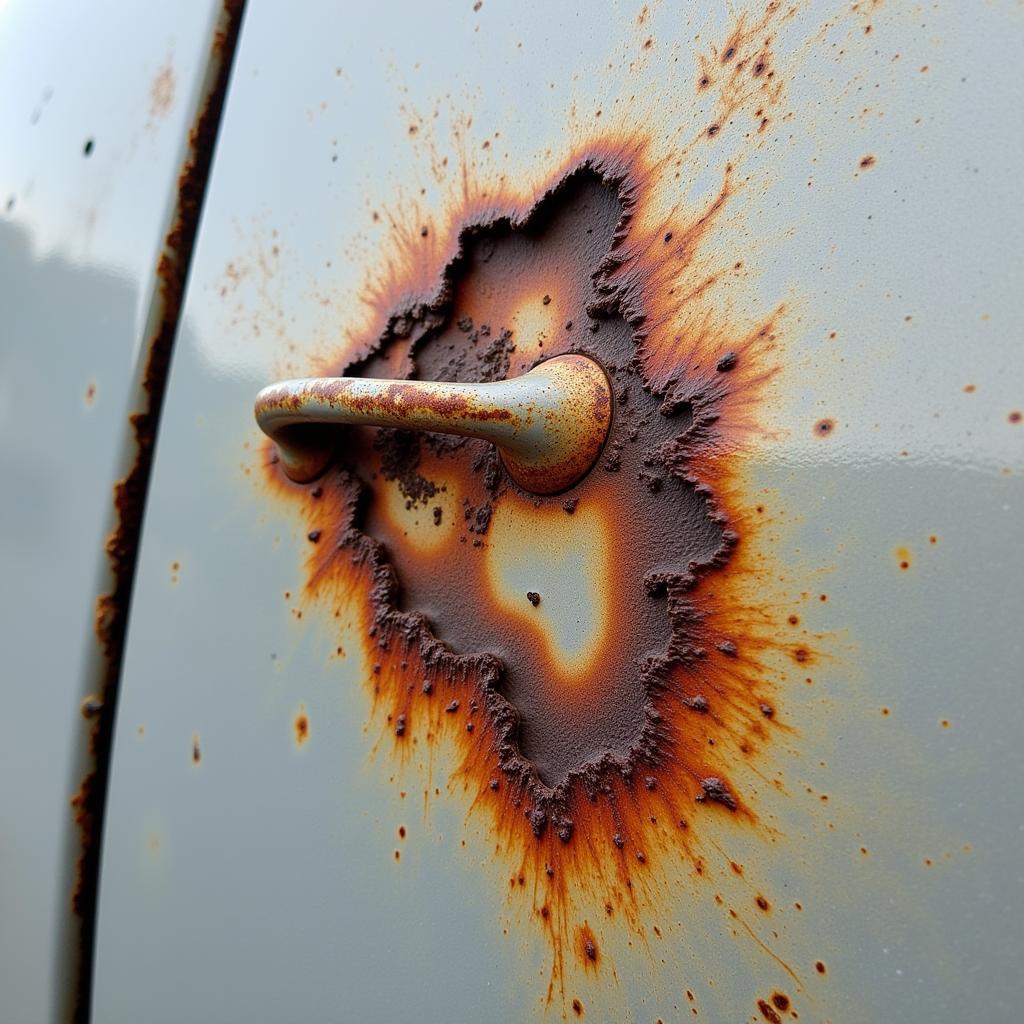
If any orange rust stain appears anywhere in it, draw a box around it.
[858,154,876,171]
[149,61,176,121]
[895,546,911,571]
[250,0,860,1010]
[294,709,310,746]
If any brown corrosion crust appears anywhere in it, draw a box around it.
[269,130,804,967]
[74,3,245,1020]
[263,3,831,995]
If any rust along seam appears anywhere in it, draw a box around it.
[70,3,247,1021]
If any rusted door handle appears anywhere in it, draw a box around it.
[254,354,612,495]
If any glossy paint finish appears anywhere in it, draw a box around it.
[94,2,1022,1022]
[0,3,229,1020]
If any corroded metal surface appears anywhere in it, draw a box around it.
[94,1,1023,1022]
[255,354,612,492]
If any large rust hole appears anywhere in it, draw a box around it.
[339,171,726,790]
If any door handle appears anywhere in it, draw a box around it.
[254,354,612,495]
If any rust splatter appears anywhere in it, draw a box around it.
[253,0,853,1012]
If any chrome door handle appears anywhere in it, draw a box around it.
[254,354,612,495]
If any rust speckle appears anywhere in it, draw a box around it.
[192,734,202,764]
[814,417,835,437]
[294,710,310,746]
[895,546,911,571]
[1009,410,1022,424]
[858,154,876,170]
[149,61,176,121]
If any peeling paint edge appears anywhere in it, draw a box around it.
[66,3,247,1021]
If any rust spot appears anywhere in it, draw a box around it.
[815,960,827,974]
[1009,410,1022,424]
[149,61,176,121]
[294,710,310,746]
[895,546,911,571]
[85,381,97,406]
[758,998,783,1023]
[813,417,834,437]
[192,734,202,764]
[576,923,600,969]
[858,155,876,170]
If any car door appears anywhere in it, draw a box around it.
[0,3,240,1020]
[92,2,1024,1021]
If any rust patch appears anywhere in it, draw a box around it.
[263,136,824,1000]
[253,0,856,1012]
